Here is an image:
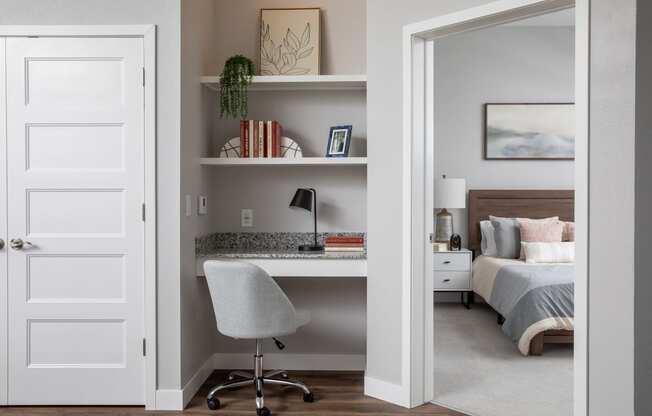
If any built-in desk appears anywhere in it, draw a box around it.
[195,232,367,278]
[196,250,367,277]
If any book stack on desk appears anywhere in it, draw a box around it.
[324,236,365,252]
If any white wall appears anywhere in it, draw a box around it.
[589,0,636,414]
[366,0,490,387]
[0,0,183,391]
[434,25,575,245]
[180,0,219,387]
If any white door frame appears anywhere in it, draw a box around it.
[402,0,588,414]
[0,25,157,409]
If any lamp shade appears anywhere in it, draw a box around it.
[435,178,466,208]
[289,188,314,211]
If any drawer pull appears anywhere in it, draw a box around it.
[443,260,451,264]
[443,278,451,283]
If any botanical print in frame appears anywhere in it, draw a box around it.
[260,8,320,75]
[484,103,575,160]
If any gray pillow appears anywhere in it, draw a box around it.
[490,216,520,259]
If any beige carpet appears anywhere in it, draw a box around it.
[434,302,573,416]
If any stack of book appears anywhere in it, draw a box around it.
[324,236,365,252]
[239,120,283,158]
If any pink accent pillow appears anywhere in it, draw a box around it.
[518,219,564,243]
[517,218,564,258]
[562,221,575,242]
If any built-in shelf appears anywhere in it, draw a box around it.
[200,75,367,92]
[200,157,367,167]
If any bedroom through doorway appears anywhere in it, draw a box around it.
[431,7,576,416]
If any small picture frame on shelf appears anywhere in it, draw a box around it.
[325,125,352,157]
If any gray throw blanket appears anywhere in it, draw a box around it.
[489,264,574,346]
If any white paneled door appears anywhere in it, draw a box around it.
[4,37,145,405]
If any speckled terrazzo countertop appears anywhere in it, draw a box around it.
[196,232,367,260]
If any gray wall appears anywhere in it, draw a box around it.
[434,26,575,245]
[590,1,636,414]
[635,0,652,414]
[180,0,219,387]
[0,0,183,391]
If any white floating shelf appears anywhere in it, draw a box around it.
[200,157,367,167]
[200,75,367,91]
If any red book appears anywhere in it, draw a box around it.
[325,237,364,244]
[240,120,248,158]
[273,121,282,157]
[325,242,364,247]
[249,120,257,158]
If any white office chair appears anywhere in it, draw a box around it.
[203,260,313,416]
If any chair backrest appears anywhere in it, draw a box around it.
[203,260,299,339]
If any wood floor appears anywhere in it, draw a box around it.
[0,371,466,416]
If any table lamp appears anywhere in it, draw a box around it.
[434,176,466,244]
[289,188,324,252]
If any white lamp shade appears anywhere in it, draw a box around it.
[435,178,466,208]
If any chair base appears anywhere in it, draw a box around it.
[206,340,313,414]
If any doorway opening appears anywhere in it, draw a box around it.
[402,1,588,415]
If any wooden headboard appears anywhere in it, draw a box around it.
[468,190,574,253]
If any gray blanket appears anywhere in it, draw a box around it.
[489,264,574,343]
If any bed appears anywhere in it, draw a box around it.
[468,190,575,356]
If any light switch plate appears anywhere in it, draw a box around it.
[185,195,192,217]
[198,196,208,215]
[241,209,254,227]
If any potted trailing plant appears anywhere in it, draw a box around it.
[219,55,255,119]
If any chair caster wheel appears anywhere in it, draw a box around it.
[257,407,271,416]
[303,392,314,403]
[207,397,220,410]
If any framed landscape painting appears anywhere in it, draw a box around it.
[260,8,320,76]
[484,103,575,160]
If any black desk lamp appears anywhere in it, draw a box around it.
[289,188,324,252]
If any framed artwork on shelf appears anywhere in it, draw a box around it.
[260,8,321,76]
[484,103,575,160]
[325,125,352,158]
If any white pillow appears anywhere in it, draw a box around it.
[521,242,575,264]
[480,220,498,257]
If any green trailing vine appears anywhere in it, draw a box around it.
[219,55,255,119]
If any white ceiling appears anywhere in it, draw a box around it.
[504,8,575,27]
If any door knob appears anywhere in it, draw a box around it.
[10,238,33,250]
[0,239,4,250]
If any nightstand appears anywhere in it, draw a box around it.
[433,249,473,309]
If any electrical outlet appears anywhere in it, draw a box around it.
[241,209,254,227]
[198,196,208,215]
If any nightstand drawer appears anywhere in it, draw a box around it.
[433,252,471,271]
[434,271,471,291]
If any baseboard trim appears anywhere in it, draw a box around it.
[213,353,365,371]
[155,353,216,411]
[364,376,409,408]
[182,354,218,408]
[155,389,183,411]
